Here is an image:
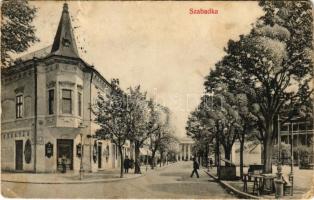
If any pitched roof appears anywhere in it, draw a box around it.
[50,3,79,58]
[16,45,52,62]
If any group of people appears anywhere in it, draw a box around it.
[123,156,134,173]
[123,155,210,178]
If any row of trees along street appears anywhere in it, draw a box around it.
[93,79,177,178]
[1,0,178,179]
[186,0,313,176]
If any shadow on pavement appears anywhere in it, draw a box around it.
[159,172,187,177]
[148,182,219,197]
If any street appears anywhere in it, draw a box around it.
[2,162,233,198]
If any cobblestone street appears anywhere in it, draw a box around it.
[2,162,233,198]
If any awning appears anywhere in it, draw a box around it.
[140,148,152,156]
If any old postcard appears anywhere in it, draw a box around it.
[1,0,313,199]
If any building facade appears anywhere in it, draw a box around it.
[176,137,194,161]
[230,117,313,167]
[1,3,131,173]
[278,118,313,164]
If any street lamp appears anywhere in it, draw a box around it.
[78,123,87,180]
[275,114,284,198]
[79,133,84,180]
[278,115,281,166]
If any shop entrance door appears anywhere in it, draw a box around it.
[15,140,23,171]
[98,144,102,168]
[57,139,73,171]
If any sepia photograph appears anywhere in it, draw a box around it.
[1,0,313,199]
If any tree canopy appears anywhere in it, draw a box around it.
[1,0,39,67]
[188,0,313,173]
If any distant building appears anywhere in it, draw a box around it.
[231,117,313,167]
[231,142,262,166]
[176,137,194,161]
[1,3,131,173]
[278,117,314,164]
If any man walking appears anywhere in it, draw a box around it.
[124,156,130,173]
[190,157,200,178]
[209,158,213,169]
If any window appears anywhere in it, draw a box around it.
[16,95,23,118]
[62,89,72,114]
[78,92,82,116]
[48,89,54,115]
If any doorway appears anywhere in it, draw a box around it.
[57,139,73,171]
[15,140,23,171]
[98,143,102,168]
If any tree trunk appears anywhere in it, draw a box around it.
[160,152,164,167]
[118,146,124,178]
[263,136,274,173]
[134,142,141,174]
[214,149,217,166]
[263,121,274,173]
[239,137,244,178]
[151,150,156,169]
[224,147,232,167]
[205,145,209,168]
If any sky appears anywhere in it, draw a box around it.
[17,1,264,138]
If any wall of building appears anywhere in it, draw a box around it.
[1,64,36,172]
[1,57,124,173]
[231,142,262,166]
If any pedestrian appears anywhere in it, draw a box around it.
[190,157,199,178]
[61,155,67,173]
[124,156,129,173]
[209,158,213,169]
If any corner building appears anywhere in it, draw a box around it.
[1,3,131,173]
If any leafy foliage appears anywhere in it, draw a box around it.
[190,0,313,173]
[1,0,39,67]
[150,105,176,165]
[93,79,129,177]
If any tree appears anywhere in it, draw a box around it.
[93,79,130,178]
[187,89,241,167]
[235,94,258,177]
[205,60,259,177]
[157,132,176,167]
[222,1,313,173]
[214,92,241,166]
[150,105,172,169]
[127,86,160,174]
[186,107,214,165]
[1,0,39,67]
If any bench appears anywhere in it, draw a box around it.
[248,164,263,174]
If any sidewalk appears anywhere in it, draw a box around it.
[1,163,174,184]
[204,165,314,199]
